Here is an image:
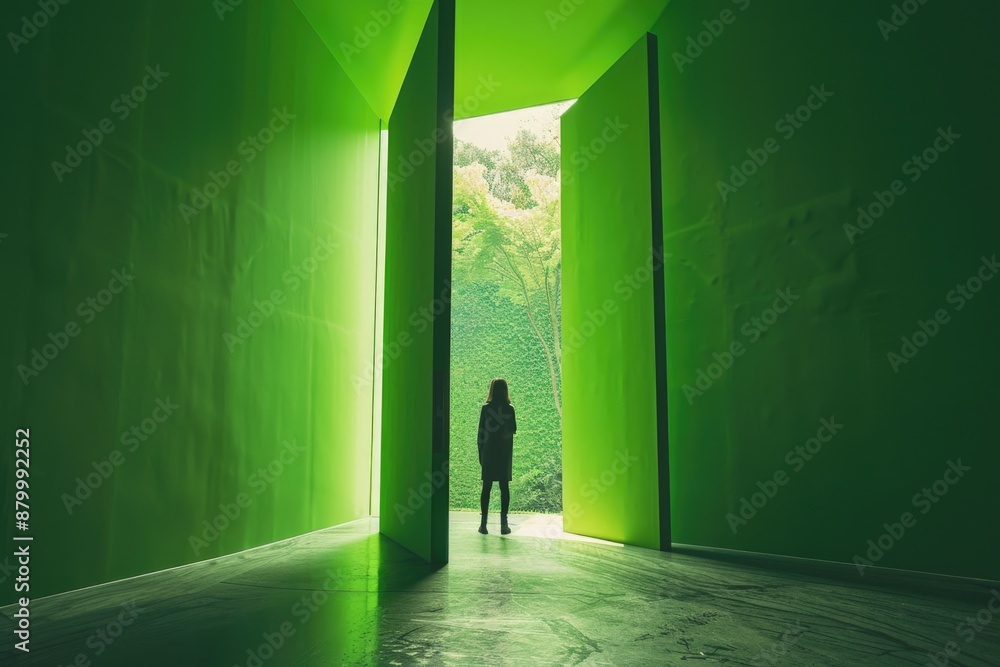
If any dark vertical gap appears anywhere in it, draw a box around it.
[431,0,456,564]
[646,33,671,552]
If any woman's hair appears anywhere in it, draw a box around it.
[486,378,511,404]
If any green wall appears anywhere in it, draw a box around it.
[652,0,1000,579]
[2,0,380,603]
[293,0,434,122]
[379,0,454,564]
[561,37,666,550]
[454,0,670,119]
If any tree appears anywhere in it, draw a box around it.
[452,145,562,422]
[455,127,559,209]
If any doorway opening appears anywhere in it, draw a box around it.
[449,101,573,518]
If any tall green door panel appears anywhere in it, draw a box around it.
[561,34,669,550]
[380,0,454,563]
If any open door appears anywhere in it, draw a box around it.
[379,0,455,564]
[561,34,670,550]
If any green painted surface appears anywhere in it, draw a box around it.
[652,0,1000,580]
[561,38,663,549]
[294,0,434,122]
[296,0,671,121]
[454,0,671,119]
[2,0,380,604]
[379,0,454,564]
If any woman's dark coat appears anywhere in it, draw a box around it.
[477,402,517,482]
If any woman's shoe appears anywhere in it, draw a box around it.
[500,517,511,535]
[478,515,488,534]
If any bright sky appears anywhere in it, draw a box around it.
[454,100,576,151]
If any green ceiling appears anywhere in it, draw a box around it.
[295,0,672,121]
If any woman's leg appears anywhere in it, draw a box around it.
[499,480,511,534]
[499,480,510,517]
[479,481,492,533]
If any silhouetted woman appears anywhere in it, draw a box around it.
[477,378,517,535]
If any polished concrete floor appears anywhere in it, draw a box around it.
[2,512,998,666]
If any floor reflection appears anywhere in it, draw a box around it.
[3,512,998,666]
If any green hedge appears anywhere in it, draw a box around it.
[450,280,562,512]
